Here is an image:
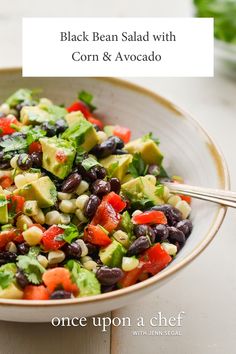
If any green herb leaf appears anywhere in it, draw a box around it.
[26,127,46,145]
[128,153,147,178]
[81,157,100,171]
[6,89,33,108]
[159,165,169,178]
[0,134,27,153]
[142,132,160,145]
[17,255,46,285]
[120,211,133,237]
[155,184,164,198]
[78,91,96,112]
[57,223,79,243]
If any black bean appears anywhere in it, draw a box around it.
[151,204,182,225]
[109,177,121,194]
[50,290,72,299]
[94,165,106,179]
[168,226,186,244]
[41,122,57,137]
[96,266,124,286]
[63,242,82,259]
[0,251,17,265]
[127,236,151,256]
[108,136,124,149]
[84,194,101,218]
[17,242,30,255]
[101,284,117,293]
[176,219,193,237]
[61,172,82,193]
[91,139,116,158]
[152,224,169,242]
[30,152,42,168]
[90,179,111,196]
[133,224,156,243]
[55,119,68,133]
[85,242,98,256]
[113,149,128,155]
[147,164,160,176]
[17,153,32,170]
[76,164,98,183]
[0,161,11,169]
[15,270,29,288]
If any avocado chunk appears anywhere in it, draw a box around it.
[100,154,133,181]
[99,240,126,267]
[125,138,163,165]
[103,125,114,137]
[20,106,51,125]
[75,268,101,297]
[62,116,98,151]
[15,176,57,208]
[40,137,76,179]
[121,176,163,209]
[0,194,8,224]
[66,260,101,297]
[20,104,67,125]
[65,111,85,127]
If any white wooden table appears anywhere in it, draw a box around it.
[0,1,236,353]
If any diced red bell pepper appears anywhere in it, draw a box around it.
[42,268,79,295]
[0,176,13,188]
[91,201,121,232]
[23,285,50,300]
[141,243,172,275]
[28,141,42,154]
[55,150,68,163]
[0,116,21,136]
[7,195,25,214]
[113,125,131,143]
[87,117,103,130]
[118,261,144,288]
[132,210,167,225]
[180,195,192,204]
[0,229,22,249]
[84,224,111,247]
[67,101,91,118]
[41,225,65,251]
[103,192,126,213]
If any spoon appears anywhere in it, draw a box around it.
[164,182,236,208]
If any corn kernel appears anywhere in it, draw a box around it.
[75,209,88,223]
[58,192,72,200]
[45,210,61,225]
[22,226,43,246]
[14,174,27,188]
[161,242,177,256]
[60,213,71,224]
[97,131,107,143]
[83,260,97,271]
[122,257,139,272]
[32,209,45,224]
[76,180,89,195]
[76,195,89,210]
[23,200,39,216]
[37,255,49,268]
[168,195,182,207]
[48,250,65,265]
[75,239,88,257]
[59,199,77,213]
[113,230,130,248]
[175,200,191,219]
[16,214,33,230]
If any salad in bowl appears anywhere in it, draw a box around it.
[0,88,192,301]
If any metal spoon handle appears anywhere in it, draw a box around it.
[164,182,236,208]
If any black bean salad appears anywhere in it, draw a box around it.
[0,89,192,300]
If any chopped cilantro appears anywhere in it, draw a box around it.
[142,132,160,145]
[6,88,33,108]
[78,90,96,112]
[56,223,79,243]
[0,134,27,153]
[155,184,164,198]
[127,153,148,178]
[159,165,169,178]
[120,211,133,237]
[17,255,46,285]
[81,156,100,171]
[26,127,46,145]
[0,263,16,289]
[0,198,9,208]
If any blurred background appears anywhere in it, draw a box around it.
[0,1,235,354]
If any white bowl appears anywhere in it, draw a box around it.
[0,69,229,322]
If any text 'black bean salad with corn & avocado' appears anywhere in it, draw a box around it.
[0,89,192,300]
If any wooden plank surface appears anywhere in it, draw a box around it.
[0,313,111,354]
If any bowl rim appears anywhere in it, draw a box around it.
[0,68,230,307]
